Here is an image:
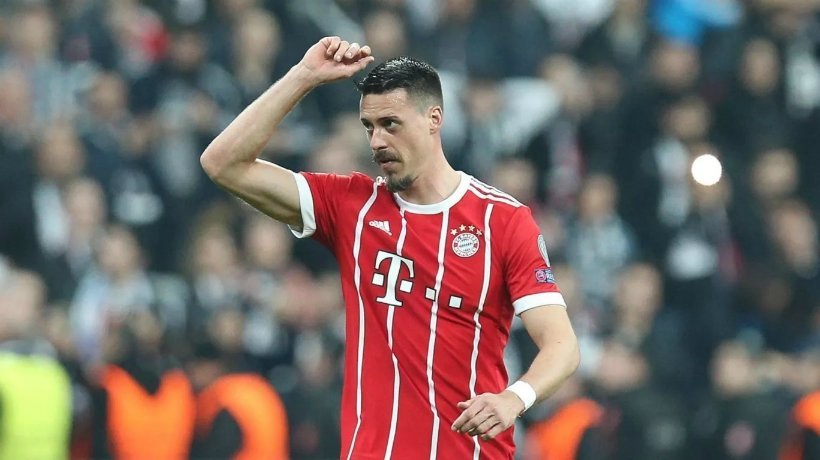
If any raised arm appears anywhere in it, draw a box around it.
[200,37,374,227]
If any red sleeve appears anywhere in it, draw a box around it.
[289,171,357,248]
[500,206,566,315]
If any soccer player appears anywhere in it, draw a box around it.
[201,37,580,459]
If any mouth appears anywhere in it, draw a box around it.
[373,153,400,170]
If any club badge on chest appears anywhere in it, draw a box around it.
[450,224,482,258]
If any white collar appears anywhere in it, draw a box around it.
[392,171,471,215]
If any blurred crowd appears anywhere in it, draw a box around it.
[1,0,820,458]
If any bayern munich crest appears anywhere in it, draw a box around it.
[450,224,482,258]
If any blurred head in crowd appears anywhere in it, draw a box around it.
[102,310,165,364]
[232,7,280,77]
[594,339,650,393]
[440,0,476,23]
[363,9,407,61]
[216,0,259,21]
[87,72,129,122]
[740,38,780,97]
[0,270,46,341]
[191,224,240,277]
[538,55,594,119]
[0,68,33,131]
[613,263,663,333]
[207,308,245,356]
[612,0,647,21]
[36,120,86,183]
[243,214,292,272]
[662,95,710,143]
[711,340,760,397]
[64,177,107,243]
[9,4,57,61]
[768,199,818,273]
[650,40,699,93]
[490,158,537,204]
[309,136,361,175]
[357,57,445,193]
[589,65,624,110]
[187,340,228,391]
[95,225,145,280]
[750,148,798,203]
[578,173,618,224]
[169,26,207,73]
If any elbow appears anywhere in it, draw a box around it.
[200,149,226,183]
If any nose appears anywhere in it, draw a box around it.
[369,129,388,151]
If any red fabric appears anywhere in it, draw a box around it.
[298,172,563,459]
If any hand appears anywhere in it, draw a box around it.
[451,390,524,441]
[296,36,375,87]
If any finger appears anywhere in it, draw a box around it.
[471,414,499,436]
[360,45,372,57]
[459,409,490,434]
[353,56,375,73]
[344,43,361,60]
[452,403,485,432]
[457,399,473,410]
[325,36,342,57]
[334,41,351,62]
[480,422,506,441]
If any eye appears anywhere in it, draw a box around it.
[384,120,398,130]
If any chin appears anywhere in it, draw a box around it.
[386,174,414,193]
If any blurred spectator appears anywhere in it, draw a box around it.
[523,374,605,460]
[71,225,187,366]
[594,339,689,460]
[0,268,73,460]
[780,349,820,460]
[692,339,790,459]
[91,311,195,459]
[565,173,636,309]
[189,341,289,460]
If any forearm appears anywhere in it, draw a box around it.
[200,64,317,178]
[516,332,580,403]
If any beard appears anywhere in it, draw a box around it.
[385,174,415,192]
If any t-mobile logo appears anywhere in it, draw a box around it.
[371,250,415,306]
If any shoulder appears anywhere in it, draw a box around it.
[464,176,528,218]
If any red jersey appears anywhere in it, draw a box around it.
[290,171,565,460]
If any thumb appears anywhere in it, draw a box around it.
[457,399,473,409]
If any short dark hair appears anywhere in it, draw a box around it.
[356,57,443,110]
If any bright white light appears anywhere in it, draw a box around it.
[691,153,722,186]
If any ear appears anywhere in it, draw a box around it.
[428,106,443,134]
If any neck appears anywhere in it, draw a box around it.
[396,150,460,205]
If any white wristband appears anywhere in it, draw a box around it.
[506,380,537,412]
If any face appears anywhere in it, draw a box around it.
[360,89,441,192]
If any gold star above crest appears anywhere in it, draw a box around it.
[459,225,466,231]
[468,225,475,231]
[476,230,482,236]
[451,229,458,235]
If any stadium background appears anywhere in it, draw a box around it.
[1,0,819,458]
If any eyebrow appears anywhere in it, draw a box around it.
[360,116,399,125]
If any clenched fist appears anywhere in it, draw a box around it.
[296,36,375,87]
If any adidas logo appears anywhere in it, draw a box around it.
[369,220,392,236]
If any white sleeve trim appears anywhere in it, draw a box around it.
[288,172,316,239]
[512,292,566,315]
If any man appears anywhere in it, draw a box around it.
[189,341,289,460]
[201,36,580,459]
